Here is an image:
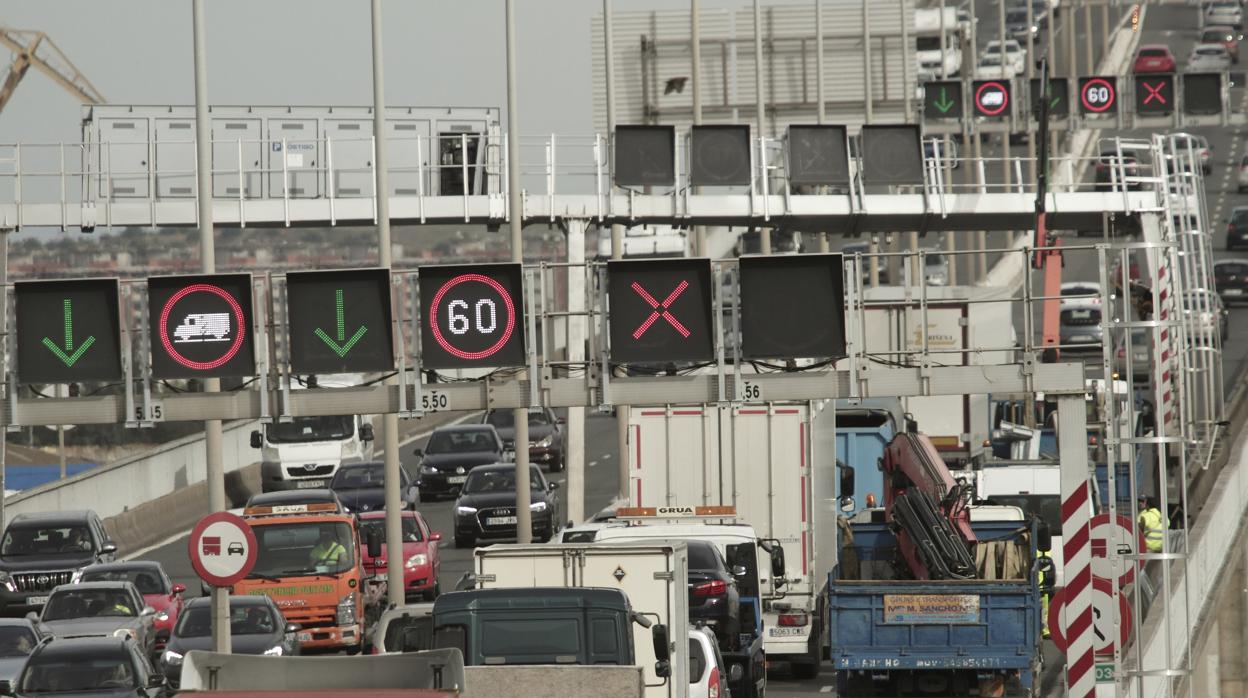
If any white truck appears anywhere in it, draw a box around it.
[251,374,376,491]
[471,543,691,698]
[597,224,689,260]
[858,285,1016,468]
[914,7,964,82]
[624,402,838,677]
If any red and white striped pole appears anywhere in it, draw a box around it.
[1056,391,1096,697]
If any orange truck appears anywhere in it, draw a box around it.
[236,502,379,653]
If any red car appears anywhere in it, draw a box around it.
[1201,25,1241,64]
[75,561,186,651]
[358,511,442,602]
[1133,45,1176,73]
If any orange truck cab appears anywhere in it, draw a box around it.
[236,502,376,652]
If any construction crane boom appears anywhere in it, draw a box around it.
[0,27,105,115]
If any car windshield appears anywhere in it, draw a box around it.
[331,464,387,489]
[924,253,945,266]
[915,36,943,52]
[249,521,355,577]
[175,604,278,638]
[1218,263,1248,275]
[358,517,423,543]
[0,626,37,658]
[1184,293,1218,310]
[265,415,354,444]
[1139,48,1167,57]
[425,430,497,454]
[686,544,725,572]
[80,569,167,595]
[1006,10,1027,22]
[1,525,92,556]
[42,589,137,621]
[485,410,553,429]
[1202,30,1232,42]
[21,656,135,693]
[462,469,543,494]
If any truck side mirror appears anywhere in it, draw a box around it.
[359,423,375,442]
[250,430,263,449]
[651,624,671,676]
[366,530,382,559]
[838,461,856,499]
[770,546,786,579]
[1036,521,1053,553]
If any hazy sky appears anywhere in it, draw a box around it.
[1,0,750,145]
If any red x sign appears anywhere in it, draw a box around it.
[631,280,691,339]
[1143,81,1166,105]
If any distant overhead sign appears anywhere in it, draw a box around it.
[1183,73,1222,115]
[608,258,714,364]
[614,125,676,187]
[786,125,850,187]
[1134,74,1174,116]
[419,263,526,370]
[148,274,255,379]
[923,81,964,120]
[15,279,123,384]
[1079,76,1118,115]
[972,80,1011,118]
[690,125,752,186]
[738,254,846,360]
[859,125,924,186]
[1029,77,1069,119]
[286,268,394,375]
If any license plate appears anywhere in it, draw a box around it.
[297,632,312,642]
[447,475,467,484]
[26,596,47,606]
[1226,289,1243,296]
[768,627,804,637]
[486,516,518,526]
[295,479,326,489]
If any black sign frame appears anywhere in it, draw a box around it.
[1029,77,1069,119]
[923,80,964,120]
[15,278,123,385]
[147,273,256,380]
[1134,74,1175,116]
[285,268,395,375]
[418,262,527,370]
[786,125,850,187]
[1078,75,1119,116]
[607,258,715,365]
[739,254,847,360]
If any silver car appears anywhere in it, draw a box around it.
[1188,43,1233,72]
[34,582,156,659]
[1059,302,1103,352]
[0,620,46,685]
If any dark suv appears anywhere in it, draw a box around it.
[1227,207,1248,251]
[0,511,116,617]
[413,425,506,500]
[482,408,566,472]
[2,636,167,697]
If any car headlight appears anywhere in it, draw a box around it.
[530,502,549,512]
[533,435,554,449]
[113,628,135,640]
[456,506,477,515]
[162,650,183,666]
[263,646,284,656]
[156,611,169,623]
[405,554,428,570]
[336,592,358,626]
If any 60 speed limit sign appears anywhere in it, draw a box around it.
[1079,76,1118,115]
[418,263,527,369]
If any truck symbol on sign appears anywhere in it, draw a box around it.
[202,536,221,556]
[980,91,1004,107]
[174,313,231,343]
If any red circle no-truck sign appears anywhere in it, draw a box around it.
[188,512,258,587]
[975,81,1010,116]
[159,284,247,371]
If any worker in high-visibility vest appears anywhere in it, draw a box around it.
[1138,495,1168,554]
[1037,548,1053,639]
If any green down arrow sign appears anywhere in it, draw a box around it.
[41,298,96,367]
[314,289,368,357]
[934,87,956,114]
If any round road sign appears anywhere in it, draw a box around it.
[1048,577,1132,657]
[1080,77,1117,114]
[975,80,1010,117]
[188,511,258,588]
[1089,513,1146,586]
[429,273,518,361]
[159,283,247,371]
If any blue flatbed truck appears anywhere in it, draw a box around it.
[827,519,1044,697]
[836,398,907,517]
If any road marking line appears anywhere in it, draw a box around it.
[820,687,834,693]
[603,454,613,459]
[589,460,599,467]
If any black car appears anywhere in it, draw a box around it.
[1227,207,1248,250]
[482,408,566,472]
[0,620,48,685]
[682,539,743,652]
[1215,259,1248,304]
[160,595,297,688]
[0,511,117,617]
[413,425,506,500]
[2,636,167,697]
[329,461,419,511]
[452,464,561,548]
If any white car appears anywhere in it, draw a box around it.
[1206,2,1243,30]
[689,625,731,698]
[975,54,1019,79]
[1060,281,1102,307]
[1188,43,1233,72]
[983,39,1027,74]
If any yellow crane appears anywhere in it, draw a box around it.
[0,26,104,114]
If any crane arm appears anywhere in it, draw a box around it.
[0,27,105,114]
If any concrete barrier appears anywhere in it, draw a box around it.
[462,666,644,698]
